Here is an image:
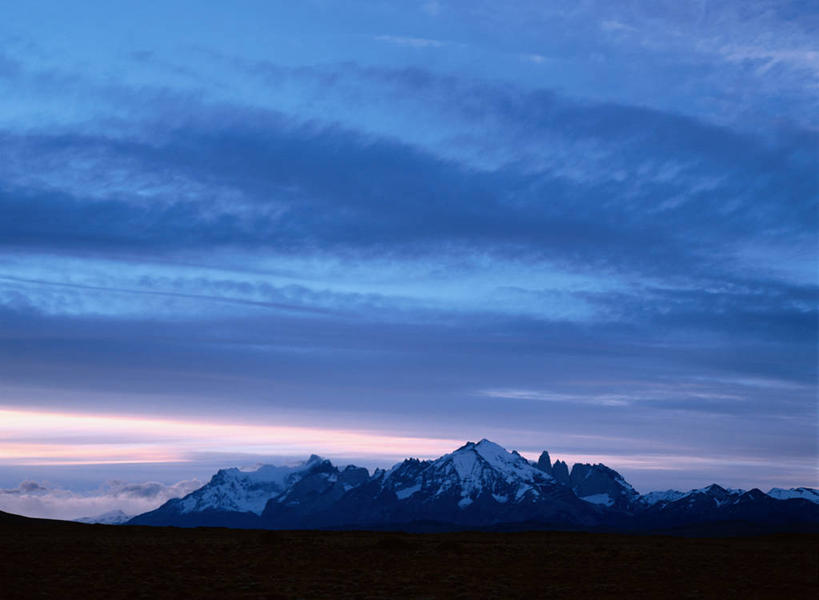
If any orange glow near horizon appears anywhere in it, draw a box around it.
[0,408,464,466]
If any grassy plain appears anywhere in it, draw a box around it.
[1,511,816,599]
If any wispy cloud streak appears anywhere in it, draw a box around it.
[0,409,464,465]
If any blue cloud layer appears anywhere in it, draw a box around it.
[0,0,816,488]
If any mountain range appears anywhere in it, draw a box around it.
[129,439,819,535]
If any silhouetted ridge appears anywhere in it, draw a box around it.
[129,440,819,534]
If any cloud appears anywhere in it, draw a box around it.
[421,1,441,17]
[1,93,814,286]
[374,35,446,48]
[0,478,201,520]
[1,51,814,281]
[0,0,815,492]
[520,53,550,64]
[600,20,637,34]
[0,407,466,469]
[482,389,634,407]
[457,0,818,129]
[720,45,819,76]
[481,374,817,416]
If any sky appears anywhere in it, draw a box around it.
[0,1,817,519]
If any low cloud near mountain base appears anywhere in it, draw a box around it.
[0,478,201,520]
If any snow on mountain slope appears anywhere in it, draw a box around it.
[128,440,819,532]
[569,463,639,510]
[640,484,746,509]
[579,493,614,507]
[694,484,745,506]
[640,490,687,506]
[637,484,749,518]
[178,455,325,515]
[767,487,819,503]
[380,439,560,508]
[431,439,554,496]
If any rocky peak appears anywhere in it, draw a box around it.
[569,463,638,509]
[536,451,553,475]
[340,465,369,487]
[736,488,767,503]
[551,460,570,485]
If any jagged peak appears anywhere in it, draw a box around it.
[551,459,570,484]
[449,439,513,458]
[454,438,508,451]
[570,461,615,471]
[205,457,330,490]
[445,439,527,468]
[474,438,512,456]
[693,483,739,497]
[132,440,815,531]
[427,438,554,492]
[738,488,766,500]
[534,451,553,475]
[767,487,819,504]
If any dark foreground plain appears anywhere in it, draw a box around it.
[1,511,816,599]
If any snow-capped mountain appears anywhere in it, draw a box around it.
[637,484,743,518]
[176,456,326,515]
[130,455,370,528]
[532,450,639,509]
[630,484,819,534]
[362,439,594,526]
[639,484,744,509]
[128,440,819,534]
[570,463,639,509]
[767,487,819,504]
[256,439,599,529]
[381,439,561,507]
[75,509,133,525]
[639,489,688,507]
[639,485,819,509]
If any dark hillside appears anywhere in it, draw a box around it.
[0,512,816,599]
